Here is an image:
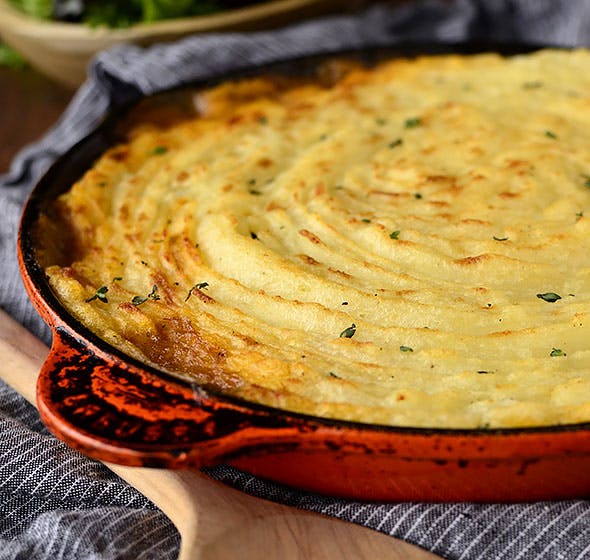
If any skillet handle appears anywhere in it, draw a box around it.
[36,327,316,469]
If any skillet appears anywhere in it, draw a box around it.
[18,43,590,502]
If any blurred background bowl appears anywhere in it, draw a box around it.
[0,0,368,88]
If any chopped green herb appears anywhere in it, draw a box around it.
[132,284,160,306]
[319,134,328,141]
[537,292,562,303]
[258,115,268,124]
[493,236,509,241]
[361,218,371,223]
[576,211,584,220]
[389,230,401,239]
[249,189,262,195]
[550,348,566,357]
[523,81,543,90]
[113,276,123,282]
[339,323,356,339]
[399,345,413,353]
[388,138,403,149]
[477,370,493,374]
[147,285,160,300]
[247,178,256,186]
[0,43,27,69]
[544,130,558,140]
[152,146,168,155]
[86,286,109,303]
[414,193,423,199]
[185,282,209,302]
[328,371,342,379]
[582,174,590,188]
[404,117,422,129]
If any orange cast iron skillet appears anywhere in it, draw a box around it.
[18,44,590,502]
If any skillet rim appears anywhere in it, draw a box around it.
[19,40,590,439]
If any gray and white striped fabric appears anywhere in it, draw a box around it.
[1,1,590,558]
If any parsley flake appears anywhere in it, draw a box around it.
[388,138,403,149]
[328,371,342,379]
[544,130,558,140]
[152,146,168,155]
[399,345,413,353]
[113,276,123,282]
[404,117,422,129]
[389,230,401,239]
[339,324,356,339]
[493,236,509,241]
[550,348,566,357]
[86,286,108,303]
[132,285,160,306]
[582,174,590,189]
[537,292,562,303]
[185,282,209,301]
[523,81,543,90]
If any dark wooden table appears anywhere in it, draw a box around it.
[0,66,73,174]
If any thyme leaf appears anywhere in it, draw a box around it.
[185,282,209,302]
[86,286,108,303]
[550,348,566,357]
[339,323,356,339]
[536,292,562,303]
[389,230,401,239]
[404,117,422,129]
[132,284,160,306]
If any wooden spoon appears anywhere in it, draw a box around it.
[0,309,441,560]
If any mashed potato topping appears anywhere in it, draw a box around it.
[37,49,590,428]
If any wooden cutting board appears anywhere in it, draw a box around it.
[0,310,441,560]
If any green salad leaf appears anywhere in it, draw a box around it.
[10,0,52,19]
[11,0,243,27]
[0,42,27,68]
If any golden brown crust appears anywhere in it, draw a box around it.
[37,49,590,429]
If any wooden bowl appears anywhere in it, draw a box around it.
[0,0,358,88]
